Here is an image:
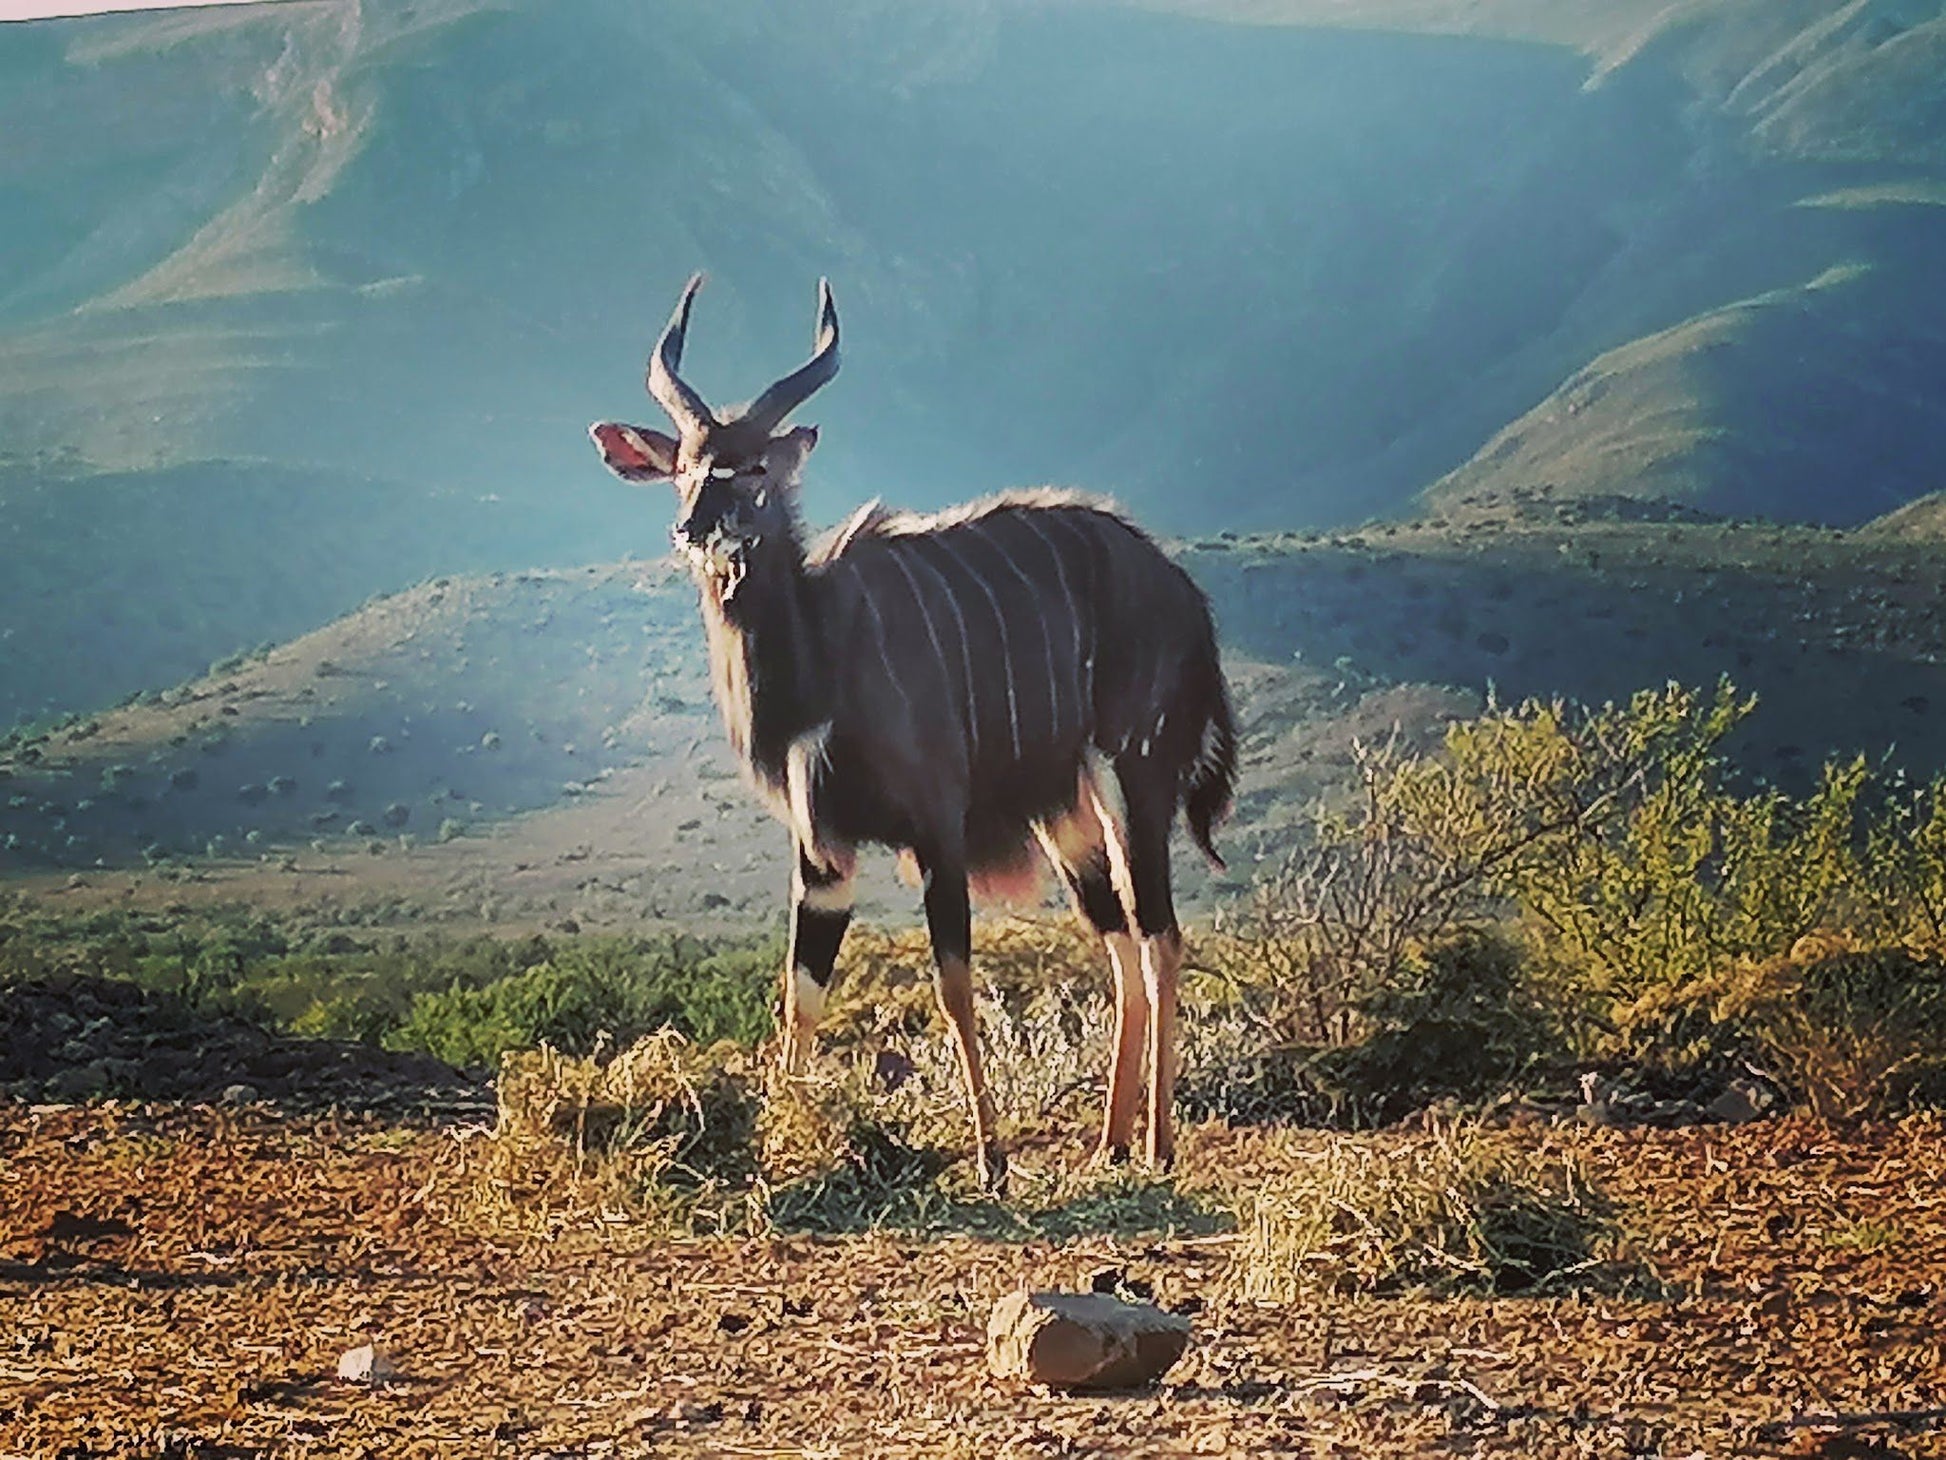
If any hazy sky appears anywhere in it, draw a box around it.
[2,0,267,19]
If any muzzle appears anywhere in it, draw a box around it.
[674,516,759,601]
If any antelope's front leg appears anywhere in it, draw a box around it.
[919,856,1006,1193]
[780,847,853,1073]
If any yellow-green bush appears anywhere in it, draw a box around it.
[1233,679,1946,1111]
[1182,929,1561,1128]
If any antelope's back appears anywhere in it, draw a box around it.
[814,493,1220,779]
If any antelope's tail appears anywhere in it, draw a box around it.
[1183,670,1236,871]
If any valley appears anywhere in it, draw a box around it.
[5,506,1944,928]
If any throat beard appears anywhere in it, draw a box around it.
[689,539,751,605]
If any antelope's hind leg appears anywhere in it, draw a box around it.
[1040,798,1144,1166]
[918,847,1006,1193]
[1112,753,1184,1170]
[780,846,854,1073]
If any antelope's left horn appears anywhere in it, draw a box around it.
[743,278,841,434]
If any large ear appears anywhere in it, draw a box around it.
[760,425,819,486]
[589,422,681,483]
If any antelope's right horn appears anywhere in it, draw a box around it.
[645,271,715,439]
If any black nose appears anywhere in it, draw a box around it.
[676,508,739,547]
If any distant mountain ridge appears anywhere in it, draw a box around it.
[1,0,1943,724]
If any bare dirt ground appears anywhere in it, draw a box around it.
[2,1098,1942,1459]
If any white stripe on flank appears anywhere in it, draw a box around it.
[903,543,982,761]
[881,548,966,756]
[979,515,1063,742]
[1040,511,1099,730]
[853,572,917,730]
[943,531,1021,761]
[1017,512,1084,739]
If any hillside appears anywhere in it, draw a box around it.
[4,512,1941,927]
[1162,0,1946,168]
[1859,488,1946,541]
[1424,248,1946,524]
[2,0,1944,725]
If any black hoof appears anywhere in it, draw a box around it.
[978,1147,1010,1197]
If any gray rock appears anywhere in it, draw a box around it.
[986,1290,1190,1391]
[1707,1078,1774,1125]
[218,1083,259,1107]
[44,1062,111,1102]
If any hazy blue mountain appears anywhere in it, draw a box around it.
[1,0,1942,723]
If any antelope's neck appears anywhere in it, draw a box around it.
[698,551,828,787]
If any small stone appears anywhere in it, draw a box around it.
[872,1049,914,1091]
[219,1083,259,1106]
[987,1290,1190,1391]
[336,1342,396,1384]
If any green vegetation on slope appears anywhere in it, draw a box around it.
[0,891,779,1073]
[1424,254,1946,522]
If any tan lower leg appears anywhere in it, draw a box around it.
[779,965,824,1074]
[935,954,1001,1178]
[1097,931,1146,1159]
[1142,929,1183,1168]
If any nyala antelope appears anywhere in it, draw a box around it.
[590,274,1235,1188]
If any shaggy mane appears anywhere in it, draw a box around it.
[806,498,894,565]
[807,487,1131,567]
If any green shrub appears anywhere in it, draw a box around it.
[679,939,783,1047]
[1226,678,1946,1109]
[1318,929,1558,1120]
[0,902,781,1071]
[391,960,633,1067]
[387,935,780,1067]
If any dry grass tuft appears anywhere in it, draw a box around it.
[819,916,1119,1149]
[1705,933,1946,1121]
[462,1030,761,1237]
[1235,1120,1611,1298]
